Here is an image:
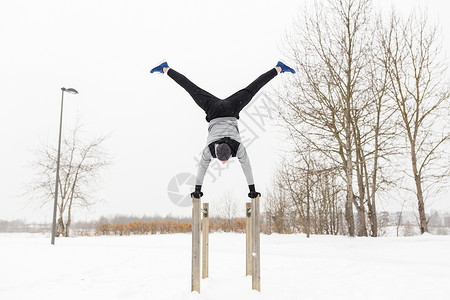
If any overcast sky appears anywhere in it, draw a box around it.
[1,0,449,223]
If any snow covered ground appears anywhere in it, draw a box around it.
[0,233,449,300]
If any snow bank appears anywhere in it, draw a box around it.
[0,233,449,300]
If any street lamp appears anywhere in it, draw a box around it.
[51,87,78,245]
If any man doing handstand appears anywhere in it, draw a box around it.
[150,60,295,199]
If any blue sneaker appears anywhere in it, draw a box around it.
[150,61,169,74]
[276,61,296,74]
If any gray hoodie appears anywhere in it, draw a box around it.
[196,117,254,186]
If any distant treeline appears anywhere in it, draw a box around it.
[2,214,448,236]
[0,219,49,233]
[0,215,250,235]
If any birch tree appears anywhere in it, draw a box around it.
[381,11,450,234]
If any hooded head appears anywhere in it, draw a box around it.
[216,143,231,162]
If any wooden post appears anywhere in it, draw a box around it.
[251,195,261,291]
[246,202,252,276]
[202,203,209,279]
[191,196,201,293]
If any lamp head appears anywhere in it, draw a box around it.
[61,87,78,94]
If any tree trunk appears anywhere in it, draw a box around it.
[331,184,337,235]
[369,145,379,237]
[306,170,311,238]
[345,122,355,237]
[57,198,65,237]
[306,192,310,238]
[411,152,428,234]
[370,197,378,237]
[65,206,72,237]
[352,119,368,237]
[369,94,382,238]
[345,191,355,236]
[355,157,368,236]
[57,216,65,237]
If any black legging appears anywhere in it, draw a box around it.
[167,68,278,122]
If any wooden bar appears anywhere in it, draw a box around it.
[191,196,201,293]
[251,195,261,292]
[246,202,252,276]
[202,203,209,279]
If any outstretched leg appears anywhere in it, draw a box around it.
[225,68,278,113]
[167,69,219,113]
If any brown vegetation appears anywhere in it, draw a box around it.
[94,218,249,236]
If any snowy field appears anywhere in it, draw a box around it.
[1,233,449,300]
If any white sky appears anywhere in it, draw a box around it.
[0,0,449,223]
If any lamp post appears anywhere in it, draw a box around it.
[51,87,78,245]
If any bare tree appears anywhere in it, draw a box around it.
[275,160,307,234]
[268,153,343,236]
[351,22,401,237]
[264,184,292,234]
[381,11,450,234]
[276,0,381,236]
[29,124,110,237]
